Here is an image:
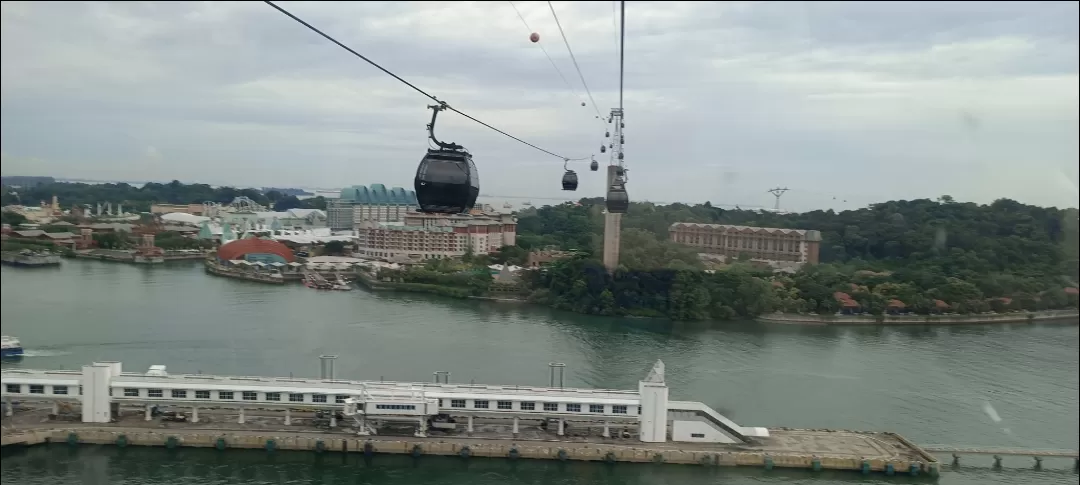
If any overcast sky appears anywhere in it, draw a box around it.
[2,1,1077,211]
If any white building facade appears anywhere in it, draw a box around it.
[2,360,766,444]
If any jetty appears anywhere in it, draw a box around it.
[0,250,61,268]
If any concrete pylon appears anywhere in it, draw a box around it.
[603,165,622,273]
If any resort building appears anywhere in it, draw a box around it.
[354,211,516,261]
[669,223,821,267]
[328,184,419,230]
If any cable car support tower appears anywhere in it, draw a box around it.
[603,108,627,272]
[602,1,628,273]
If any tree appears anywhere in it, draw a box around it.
[0,211,28,226]
[322,240,347,256]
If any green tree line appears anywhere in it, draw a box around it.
[2,181,326,213]
[508,196,1079,320]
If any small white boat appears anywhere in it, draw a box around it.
[1,336,24,358]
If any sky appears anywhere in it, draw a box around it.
[1,1,1077,211]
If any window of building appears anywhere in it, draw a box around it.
[497,401,512,410]
[171,390,187,398]
[52,385,68,395]
[612,405,628,414]
[691,433,705,438]
[374,404,416,410]
[520,401,535,411]
[566,403,581,413]
[543,402,558,412]
[242,391,258,401]
[473,400,489,409]
[5,384,20,393]
[195,391,211,399]
[29,385,44,394]
[335,395,348,404]
[147,389,163,398]
[124,388,139,397]
[312,394,327,403]
[289,393,305,402]
[265,392,280,401]
[589,404,604,413]
[450,399,465,408]
[218,391,234,400]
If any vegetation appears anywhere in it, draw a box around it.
[1,180,326,213]
[1,211,29,226]
[510,196,1079,320]
[153,231,213,250]
[375,257,494,297]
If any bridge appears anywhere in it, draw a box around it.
[919,444,1079,468]
[920,445,1078,458]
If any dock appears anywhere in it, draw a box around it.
[0,251,61,267]
[1,420,936,475]
[4,359,1074,477]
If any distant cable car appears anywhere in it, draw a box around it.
[581,102,586,107]
[590,159,599,171]
[414,104,479,214]
[561,159,578,191]
[600,145,606,153]
[620,135,625,144]
[530,32,540,43]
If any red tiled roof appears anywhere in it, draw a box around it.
[216,238,295,262]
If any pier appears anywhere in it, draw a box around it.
[1,359,944,476]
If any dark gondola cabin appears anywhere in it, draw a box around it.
[590,160,599,171]
[606,184,628,213]
[415,104,480,214]
[415,149,479,213]
[562,170,578,191]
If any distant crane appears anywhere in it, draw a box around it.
[766,187,790,211]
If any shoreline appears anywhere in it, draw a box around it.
[756,310,1079,326]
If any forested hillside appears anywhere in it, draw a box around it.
[515,196,1079,320]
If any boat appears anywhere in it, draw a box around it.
[502,202,512,209]
[1,336,24,358]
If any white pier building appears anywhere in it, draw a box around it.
[1,360,767,444]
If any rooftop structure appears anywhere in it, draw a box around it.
[216,238,295,264]
[221,209,327,231]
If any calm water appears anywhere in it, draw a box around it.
[2,260,1078,485]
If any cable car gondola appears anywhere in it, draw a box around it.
[600,145,606,153]
[606,180,628,213]
[561,159,578,191]
[415,104,479,214]
[590,158,599,171]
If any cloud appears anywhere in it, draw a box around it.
[1,1,1077,209]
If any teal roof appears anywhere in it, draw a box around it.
[339,184,418,206]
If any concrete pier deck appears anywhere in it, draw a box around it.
[1,408,938,476]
